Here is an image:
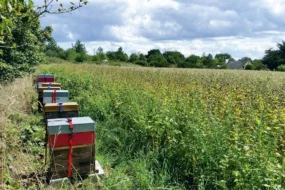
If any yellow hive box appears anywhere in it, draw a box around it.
[37,87,61,93]
[44,102,79,112]
[42,83,62,88]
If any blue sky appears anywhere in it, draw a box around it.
[36,0,285,59]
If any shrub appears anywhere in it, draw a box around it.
[135,60,148,66]
[75,52,88,62]
[277,64,285,71]
[245,64,253,70]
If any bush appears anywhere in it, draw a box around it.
[245,64,253,70]
[148,54,169,67]
[75,52,88,63]
[0,62,34,83]
[277,64,285,71]
[135,60,148,66]
[129,53,139,63]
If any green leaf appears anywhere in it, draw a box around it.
[21,16,29,23]
[7,2,12,12]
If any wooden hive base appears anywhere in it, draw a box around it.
[48,160,104,185]
[45,111,79,120]
[48,145,95,179]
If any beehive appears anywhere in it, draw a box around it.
[44,102,79,120]
[47,117,96,178]
[37,74,55,88]
[38,87,61,111]
[42,83,62,88]
[43,90,69,104]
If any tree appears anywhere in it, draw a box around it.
[106,47,128,61]
[115,47,128,61]
[178,55,201,68]
[0,0,88,46]
[146,49,161,62]
[138,53,147,61]
[215,53,232,63]
[201,53,217,68]
[263,48,282,70]
[96,47,107,61]
[263,41,285,70]
[72,40,86,53]
[147,49,169,67]
[0,9,46,66]
[252,59,266,70]
[106,51,117,61]
[163,51,185,65]
[149,54,169,67]
[129,53,139,63]
[0,0,88,82]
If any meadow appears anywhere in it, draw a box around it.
[1,63,285,189]
[36,64,285,189]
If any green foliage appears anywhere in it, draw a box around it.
[94,47,107,62]
[72,39,87,53]
[129,53,139,63]
[0,0,89,82]
[135,60,148,66]
[163,51,185,65]
[245,64,253,70]
[147,49,169,67]
[75,52,88,62]
[201,53,216,68]
[116,47,128,61]
[276,64,285,71]
[149,54,169,67]
[178,54,201,68]
[263,41,285,70]
[106,47,128,62]
[215,53,232,62]
[0,7,46,82]
[252,59,266,70]
[138,53,147,61]
[0,62,21,82]
[64,48,78,61]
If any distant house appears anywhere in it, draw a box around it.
[227,58,252,69]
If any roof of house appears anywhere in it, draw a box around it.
[227,59,251,69]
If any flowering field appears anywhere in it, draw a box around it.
[40,64,285,189]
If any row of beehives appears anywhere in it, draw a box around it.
[34,74,97,181]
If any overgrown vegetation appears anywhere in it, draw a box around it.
[0,0,88,83]
[0,76,46,189]
[38,64,285,189]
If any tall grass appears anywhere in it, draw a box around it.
[39,64,285,189]
[0,77,47,189]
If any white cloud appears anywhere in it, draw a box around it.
[36,0,285,59]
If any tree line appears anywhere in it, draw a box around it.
[45,38,270,70]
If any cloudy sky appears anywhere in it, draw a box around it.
[36,0,285,59]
